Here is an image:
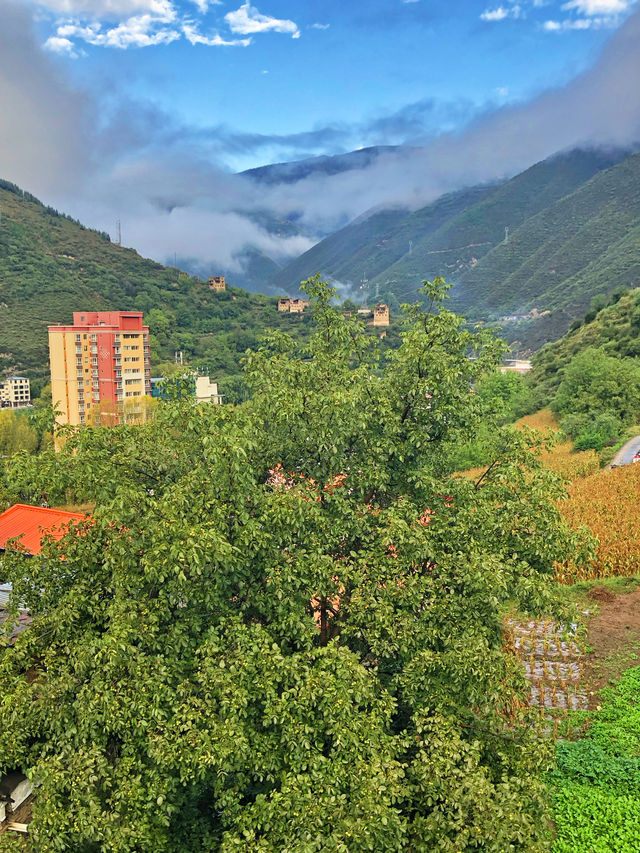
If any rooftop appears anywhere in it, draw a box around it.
[0,504,85,555]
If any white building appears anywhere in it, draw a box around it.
[195,376,223,405]
[0,377,30,409]
[500,360,532,375]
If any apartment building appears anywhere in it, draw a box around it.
[0,377,30,409]
[48,311,151,427]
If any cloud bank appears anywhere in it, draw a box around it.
[1,0,640,284]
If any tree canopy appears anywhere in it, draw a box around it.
[0,278,588,852]
[552,348,640,425]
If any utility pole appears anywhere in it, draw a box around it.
[116,219,122,246]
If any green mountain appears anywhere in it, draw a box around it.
[272,148,635,348]
[455,151,640,341]
[528,287,640,401]
[0,179,316,399]
[269,183,495,299]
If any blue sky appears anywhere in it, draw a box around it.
[27,0,639,169]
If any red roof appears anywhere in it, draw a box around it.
[0,504,85,555]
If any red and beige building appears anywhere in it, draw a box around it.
[48,311,151,427]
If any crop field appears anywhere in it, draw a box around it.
[550,665,640,852]
[507,618,588,737]
[517,410,600,480]
[557,464,640,582]
[458,409,599,483]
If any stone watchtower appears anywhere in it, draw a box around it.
[373,303,390,327]
[208,276,226,292]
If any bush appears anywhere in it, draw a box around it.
[552,348,640,426]
[560,412,622,451]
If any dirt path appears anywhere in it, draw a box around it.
[581,585,640,705]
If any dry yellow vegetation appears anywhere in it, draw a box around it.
[517,409,600,479]
[460,409,599,482]
[556,463,640,582]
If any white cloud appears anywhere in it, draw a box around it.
[543,0,637,31]
[543,14,620,28]
[480,4,522,21]
[30,0,301,51]
[309,22,330,29]
[481,7,509,20]
[225,2,300,38]
[182,21,251,45]
[189,0,221,12]
[4,0,640,284]
[32,0,174,17]
[56,13,180,48]
[44,34,79,53]
[562,0,629,13]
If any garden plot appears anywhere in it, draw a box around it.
[508,618,588,714]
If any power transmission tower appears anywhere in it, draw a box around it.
[504,226,509,244]
[116,219,122,246]
[360,273,369,306]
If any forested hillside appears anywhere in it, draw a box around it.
[0,180,350,398]
[529,286,640,400]
[272,148,638,348]
[268,183,495,296]
[457,151,640,344]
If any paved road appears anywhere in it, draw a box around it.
[609,434,640,467]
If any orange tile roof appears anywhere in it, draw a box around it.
[0,504,85,555]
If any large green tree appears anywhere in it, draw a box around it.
[552,348,640,424]
[0,279,586,852]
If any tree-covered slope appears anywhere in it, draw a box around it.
[269,183,494,297]
[456,152,640,326]
[0,179,318,396]
[271,148,624,316]
[372,148,622,307]
[528,287,640,400]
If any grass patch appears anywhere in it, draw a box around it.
[550,666,640,851]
